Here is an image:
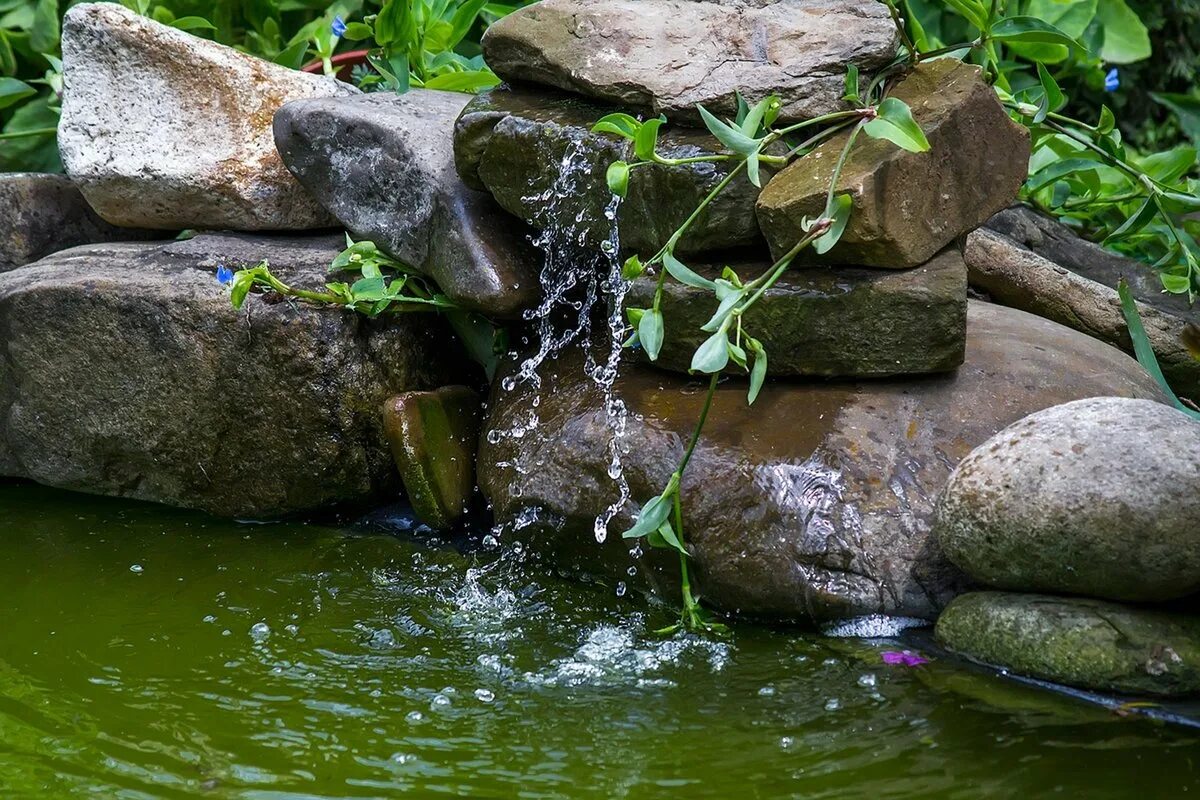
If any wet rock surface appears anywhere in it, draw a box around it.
[478,302,1165,622]
[275,90,540,318]
[625,248,967,377]
[935,397,1200,602]
[0,173,163,271]
[58,3,355,231]
[480,0,899,125]
[382,386,481,530]
[937,592,1200,697]
[0,234,465,518]
[756,59,1029,268]
[455,84,775,256]
[969,207,1200,403]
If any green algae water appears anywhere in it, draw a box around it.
[2,482,1199,798]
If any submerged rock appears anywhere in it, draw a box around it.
[58,3,355,231]
[0,234,465,518]
[275,91,540,318]
[937,592,1200,697]
[0,173,163,271]
[480,0,898,125]
[934,397,1200,602]
[455,84,774,256]
[625,248,967,377]
[478,302,1165,622]
[382,386,481,530]
[969,207,1200,403]
[756,59,1029,267]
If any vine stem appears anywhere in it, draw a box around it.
[0,127,56,140]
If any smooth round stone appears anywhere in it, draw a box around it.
[934,397,1200,602]
[937,592,1200,697]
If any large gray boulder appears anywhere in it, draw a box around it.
[0,173,163,271]
[275,91,540,319]
[478,302,1165,623]
[937,592,1200,697]
[58,3,355,231]
[934,397,1200,602]
[0,235,466,518]
[480,0,899,125]
[968,206,1200,404]
[756,59,1029,268]
[625,248,967,377]
[455,85,774,256]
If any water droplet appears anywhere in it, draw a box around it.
[202,615,216,624]
[129,564,143,574]
[405,711,423,723]
[858,673,877,688]
[474,688,495,703]
[758,685,776,697]
[615,581,627,597]
[431,694,451,709]
[824,698,841,712]
[249,622,270,642]
[780,736,795,749]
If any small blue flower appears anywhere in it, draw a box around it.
[216,265,234,285]
[1104,67,1120,93]
[332,16,347,38]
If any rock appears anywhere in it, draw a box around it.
[477,302,1165,622]
[0,173,163,271]
[274,91,540,318]
[625,247,967,377]
[968,206,1200,403]
[480,0,898,125]
[0,234,466,518]
[934,397,1200,602]
[58,3,356,231]
[756,59,1029,268]
[937,592,1200,697]
[455,84,776,256]
[382,386,481,529]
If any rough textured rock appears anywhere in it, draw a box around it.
[937,592,1200,697]
[0,173,163,271]
[59,3,356,231]
[756,59,1029,267]
[382,386,481,529]
[934,397,1200,602]
[478,302,1165,623]
[455,84,776,255]
[969,206,1200,403]
[625,248,967,377]
[0,234,466,518]
[275,91,540,318]
[480,0,898,125]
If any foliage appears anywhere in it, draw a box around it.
[0,0,525,173]
[1117,279,1200,419]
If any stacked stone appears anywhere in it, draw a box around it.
[459,0,1030,379]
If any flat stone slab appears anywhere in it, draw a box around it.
[275,90,540,319]
[478,302,1165,623]
[481,0,899,125]
[938,592,1200,698]
[624,247,967,377]
[455,84,774,256]
[59,3,356,230]
[0,173,164,271]
[382,386,481,530]
[969,206,1200,404]
[0,234,465,518]
[757,59,1029,268]
[935,397,1200,602]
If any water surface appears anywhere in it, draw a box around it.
[1,482,1197,798]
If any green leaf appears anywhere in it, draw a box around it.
[591,113,642,140]
[606,161,630,198]
[634,117,665,161]
[1103,195,1158,244]
[639,308,664,361]
[1025,157,1101,194]
[748,340,767,405]
[1095,0,1151,64]
[621,255,645,281]
[1004,0,1096,64]
[1097,105,1116,135]
[738,95,778,137]
[1035,62,1065,122]
[1138,146,1197,185]
[662,251,716,290]
[863,98,930,153]
[1159,191,1200,214]
[691,329,731,374]
[813,193,853,255]
[843,64,860,104]
[697,104,760,156]
[0,77,35,110]
[423,70,500,92]
[943,0,989,30]
[350,274,387,302]
[989,16,1084,50]
[447,0,488,48]
[651,520,689,555]
[170,16,218,32]
[1161,273,1192,294]
[622,492,674,540]
[29,0,58,55]
[700,281,746,332]
[1118,279,1200,419]
[1150,93,1200,147]
[341,21,375,40]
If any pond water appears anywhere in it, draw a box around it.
[1,482,1198,799]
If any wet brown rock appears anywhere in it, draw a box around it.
[478,302,1165,623]
[382,386,481,530]
[480,0,899,125]
[756,59,1029,268]
[625,248,967,377]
